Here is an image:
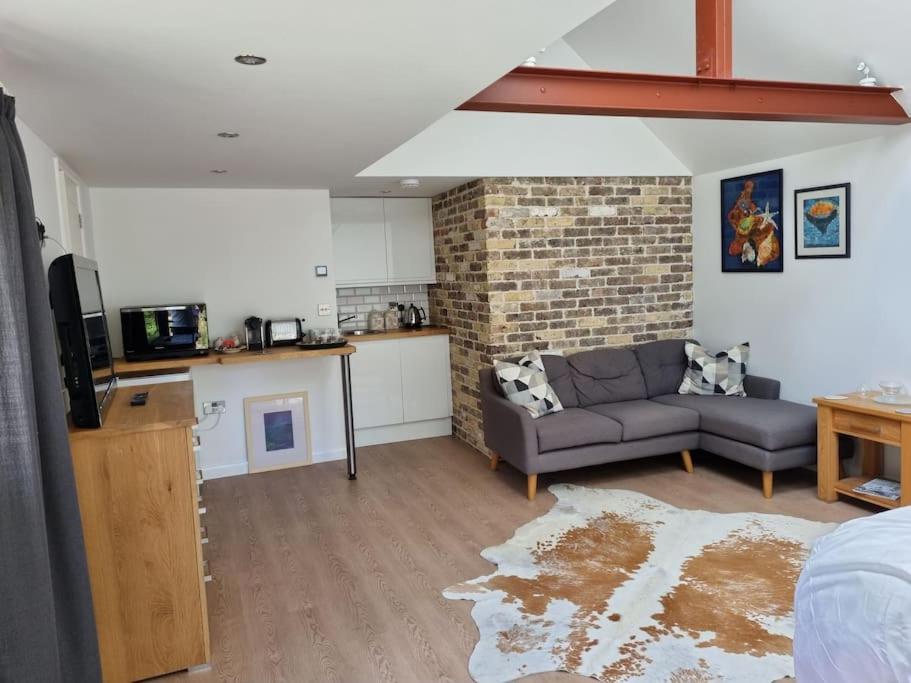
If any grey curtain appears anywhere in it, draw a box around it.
[0,92,101,680]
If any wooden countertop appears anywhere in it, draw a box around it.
[814,392,911,422]
[343,326,449,343]
[113,344,355,376]
[69,380,196,439]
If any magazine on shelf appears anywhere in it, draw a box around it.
[853,478,901,501]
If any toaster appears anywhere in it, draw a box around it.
[265,318,304,347]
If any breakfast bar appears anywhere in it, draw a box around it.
[114,344,359,479]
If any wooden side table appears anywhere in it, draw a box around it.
[814,393,911,509]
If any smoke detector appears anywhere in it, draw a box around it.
[399,178,421,190]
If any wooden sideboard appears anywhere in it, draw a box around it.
[69,381,210,682]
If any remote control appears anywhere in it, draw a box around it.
[130,391,149,407]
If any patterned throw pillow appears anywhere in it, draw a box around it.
[494,350,564,419]
[678,341,750,396]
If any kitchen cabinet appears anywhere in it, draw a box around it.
[401,334,451,423]
[349,339,404,429]
[349,334,451,443]
[331,198,388,284]
[332,197,435,287]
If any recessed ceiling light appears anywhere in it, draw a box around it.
[235,54,266,66]
[381,190,392,194]
[210,169,228,174]
[400,178,420,189]
[217,131,239,138]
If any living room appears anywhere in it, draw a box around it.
[3,1,910,682]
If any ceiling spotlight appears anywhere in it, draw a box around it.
[210,169,228,174]
[399,178,420,189]
[235,54,266,66]
[217,131,239,138]
[381,190,392,194]
[522,55,537,67]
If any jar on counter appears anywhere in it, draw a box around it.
[384,303,400,330]
[367,309,385,332]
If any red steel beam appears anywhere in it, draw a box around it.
[457,67,910,125]
[696,0,733,78]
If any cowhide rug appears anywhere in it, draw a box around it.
[445,484,834,683]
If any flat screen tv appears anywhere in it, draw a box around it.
[48,254,117,428]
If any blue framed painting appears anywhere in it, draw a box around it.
[794,183,851,259]
[244,391,312,472]
[720,169,784,272]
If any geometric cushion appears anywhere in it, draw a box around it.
[585,399,700,441]
[536,408,622,452]
[652,394,817,451]
[494,351,564,419]
[679,341,749,396]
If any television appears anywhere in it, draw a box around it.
[48,254,117,428]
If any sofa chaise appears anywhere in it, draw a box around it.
[480,339,821,500]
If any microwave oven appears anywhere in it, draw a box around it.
[121,303,210,362]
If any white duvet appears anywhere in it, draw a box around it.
[794,506,911,682]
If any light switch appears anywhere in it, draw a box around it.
[318,303,331,316]
[315,265,328,277]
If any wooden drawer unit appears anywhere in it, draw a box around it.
[69,381,210,682]
[832,408,902,444]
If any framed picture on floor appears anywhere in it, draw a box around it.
[244,391,312,472]
[794,183,851,259]
[720,169,784,273]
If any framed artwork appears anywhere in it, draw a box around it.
[720,169,784,272]
[244,391,312,473]
[794,183,851,259]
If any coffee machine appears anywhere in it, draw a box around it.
[244,316,265,352]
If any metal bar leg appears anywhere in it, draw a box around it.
[340,354,357,480]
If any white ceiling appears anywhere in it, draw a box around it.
[0,0,612,191]
[562,0,911,173]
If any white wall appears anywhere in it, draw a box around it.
[91,188,344,478]
[693,128,911,476]
[90,188,338,353]
[18,119,95,268]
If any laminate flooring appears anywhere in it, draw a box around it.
[163,436,870,683]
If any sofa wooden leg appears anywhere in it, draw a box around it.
[489,453,499,471]
[762,471,773,499]
[681,449,694,474]
[527,474,538,501]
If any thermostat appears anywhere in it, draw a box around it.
[315,265,328,277]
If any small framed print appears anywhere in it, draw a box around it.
[244,391,312,473]
[720,169,784,272]
[794,183,851,259]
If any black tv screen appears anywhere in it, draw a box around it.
[49,254,116,428]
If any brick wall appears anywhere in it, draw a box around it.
[431,176,693,454]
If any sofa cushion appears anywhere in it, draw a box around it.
[567,348,648,407]
[536,408,623,453]
[586,400,700,441]
[652,394,816,451]
[634,339,689,398]
[540,353,579,409]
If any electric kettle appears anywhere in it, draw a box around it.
[403,304,426,328]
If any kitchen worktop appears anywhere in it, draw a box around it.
[113,344,355,375]
[342,326,449,342]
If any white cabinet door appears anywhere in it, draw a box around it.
[331,198,387,285]
[350,340,404,429]
[401,336,452,423]
[383,198,436,284]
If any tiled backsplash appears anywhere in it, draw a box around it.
[336,284,431,330]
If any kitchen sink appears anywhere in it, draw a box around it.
[346,329,382,336]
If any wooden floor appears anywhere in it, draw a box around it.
[164,436,871,683]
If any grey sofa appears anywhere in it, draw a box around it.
[480,339,819,500]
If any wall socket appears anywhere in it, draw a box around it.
[318,303,331,316]
[203,400,226,415]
